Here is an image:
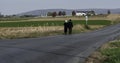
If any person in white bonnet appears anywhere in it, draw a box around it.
[64,20,68,35]
[65,20,67,23]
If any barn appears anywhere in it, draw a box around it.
[76,11,95,16]
[76,11,86,16]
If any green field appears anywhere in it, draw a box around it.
[101,41,120,63]
[0,20,111,27]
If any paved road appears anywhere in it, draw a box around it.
[0,24,120,63]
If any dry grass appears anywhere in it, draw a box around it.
[107,14,120,24]
[0,25,104,39]
[73,25,105,33]
[107,14,120,21]
[89,25,105,30]
[0,26,63,39]
[85,43,109,63]
[85,51,106,63]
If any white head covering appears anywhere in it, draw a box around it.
[65,20,68,23]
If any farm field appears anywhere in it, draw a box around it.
[0,15,113,39]
[0,20,111,27]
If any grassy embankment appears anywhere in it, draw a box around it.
[0,20,111,39]
[85,40,120,63]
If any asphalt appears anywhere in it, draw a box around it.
[0,24,120,63]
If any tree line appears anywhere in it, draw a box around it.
[0,10,111,18]
[47,11,77,17]
[47,10,111,17]
[47,10,96,17]
[47,11,66,17]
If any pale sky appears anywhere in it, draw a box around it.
[0,0,120,15]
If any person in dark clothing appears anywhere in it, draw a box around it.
[64,20,68,35]
[68,19,73,34]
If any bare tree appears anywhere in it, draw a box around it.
[72,11,76,16]
[58,11,62,16]
[52,12,57,17]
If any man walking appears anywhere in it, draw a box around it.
[68,19,73,34]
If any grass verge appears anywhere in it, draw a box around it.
[85,40,120,63]
[0,25,104,39]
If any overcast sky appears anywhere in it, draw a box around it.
[0,0,120,15]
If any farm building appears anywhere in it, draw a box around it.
[76,11,95,16]
[76,11,86,16]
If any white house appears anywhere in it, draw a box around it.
[76,11,95,16]
[76,11,86,16]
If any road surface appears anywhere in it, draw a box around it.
[0,24,120,63]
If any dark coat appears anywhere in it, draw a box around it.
[68,21,73,28]
[64,22,68,29]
